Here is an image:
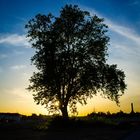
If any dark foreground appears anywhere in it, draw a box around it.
[0,125,130,140]
[123,128,140,140]
[0,119,139,140]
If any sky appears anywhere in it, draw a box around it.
[0,0,140,116]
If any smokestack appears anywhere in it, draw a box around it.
[131,103,134,114]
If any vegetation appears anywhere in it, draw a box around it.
[26,4,126,119]
[1,112,140,140]
[1,112,140,131]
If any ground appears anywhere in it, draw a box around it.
[1,115,140,140]
[0,120,137,140]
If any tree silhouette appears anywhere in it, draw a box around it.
[26,5,126,119]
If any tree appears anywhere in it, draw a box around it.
[26,5,126,119]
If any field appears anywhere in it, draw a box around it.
[0,115,140,140]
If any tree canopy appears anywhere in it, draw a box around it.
[26,5,126,119]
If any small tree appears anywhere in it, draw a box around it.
[26,5,126,119]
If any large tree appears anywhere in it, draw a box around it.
[26,5,126,119]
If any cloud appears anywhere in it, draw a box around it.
[3,88,32,101]
[10,88,28,99]
[0,34,30,47]
[111,43,140,56]
[81,6,140,46]
[13,50,24,55]
[10,65,27,70]
[0,54,8,59]
[129,0,139,6]
[14,16,27,22]
[106,20,140,45]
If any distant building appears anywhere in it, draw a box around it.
[0,113,21,122]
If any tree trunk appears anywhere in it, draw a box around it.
[61,105,68,120]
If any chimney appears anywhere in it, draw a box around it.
[131,103,134,114]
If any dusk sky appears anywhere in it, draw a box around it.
[0,0,140,116]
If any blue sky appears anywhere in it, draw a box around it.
[0,0,140,115]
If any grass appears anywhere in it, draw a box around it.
[0,115,139,140]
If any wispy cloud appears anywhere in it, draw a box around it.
[0,54,8,59]
[10,65,27,70]
[129,0,139,6]
[0,34,30,47]
[3,88,32,101]
[106,20,140,45]
[13,50,24,55]
[81,6,140,46]
[14,16,27,22]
